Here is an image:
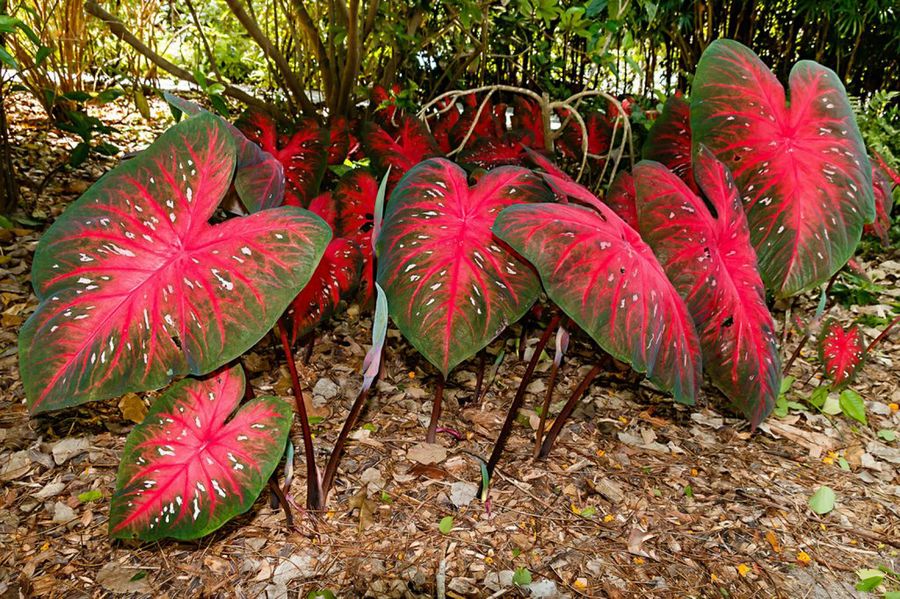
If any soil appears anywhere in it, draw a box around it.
[1,92,898,599]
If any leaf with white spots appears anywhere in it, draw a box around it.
[19,113,332,414]
[691,39,874,297]
[818,319,866,389]
[377,158,551,376]
[109,365,291,541]
[493,181,701,405]
[641,92,697,192]
[605,171,639,231]
[633,147,781,427]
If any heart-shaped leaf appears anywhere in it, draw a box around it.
[634,147,781,426]
[641,93,696,192]
[691,40,874,297]
[19,113,331,414]
[494,180,701,404]
[818,319,866,388]
[109,365,291,540]
[377,159,550,376]
[362,115,443,190]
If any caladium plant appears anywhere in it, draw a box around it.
[376,158,551,377]
[236,110,328,207]
[818,319,866,388]
[362,115,443,190]
[633,147,781,426]
[691,39,875,297]
[493,175,702,405]
[109,365,292,541]
[18,112,331,414]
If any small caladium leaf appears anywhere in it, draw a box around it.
[511,96,545,148]
[457,134,531,169]
[427,98,461,154]
[522,146,572,183]
[333,170,377,304]
[450,94,504,148]
[371,83,404,129]
[691,39,874,297]
[108,365,292,541]
[865,161,895,244]
[362,115,443,190]
[556,110,613,161]
[377,159,551,376]
[288,238,363,342]
[163,93,285,212]
[494,184,701,404]
[641,93,697,192]
[818,319,866,388]
[326,115,352,165]
[605,171,639,230]
[633,147,781,426]
[872,151,900,186]
[19,113,331,414]
[236,110,328,207]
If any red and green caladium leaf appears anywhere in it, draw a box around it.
[19,113,332,414]
[235,110,328,208]
[457,133,532,169]
[108,365,291,541]
[556,110,613,161]
[818,319,865,388]
[163,93,285,212]
[605,171,639,231]
[376,158,551,376]
[865,161,895,244]
[633,147,781,426]
[362,115,443,190]
[493,182,701,404]
[641,93,697,192]
[691,39,875,297]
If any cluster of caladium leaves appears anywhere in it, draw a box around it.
[19,111,332,539]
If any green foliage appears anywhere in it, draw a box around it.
[808,486,836,515]
[512,566,533,586]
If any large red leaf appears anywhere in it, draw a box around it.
[449,94,504,148]
[691,39,875,297]
[376,159,550,376]
[362,116,443,190]
[333,170,377,304]
[163,93,285,212]
[511,96,545,149]
[108,365,291,540]
[288,238,362,341]
[818,319,865,388]
[493,190,701,404]
[19,113,331,414]
[633,147,780,426]
[641,93,697,192]
[457,133,531,169]
[556,110,613,160]
[236,111,327,207]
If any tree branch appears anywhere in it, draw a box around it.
[222,0,316,115]
[84,1,275,113]
[292,0,336,109]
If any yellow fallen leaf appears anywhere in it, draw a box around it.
[797,551,812,565]
[118,393,147,424]
[889,403,898,412]
[822,456,834,465]
[765,530,781,553]
[573,578,588,590]
[596,449,605,457]
[710,573,719,582]
[737,564,751,577]
[484,556,493,565]
[633,557,645,565]
[690,468,698,476]
[603,514,615,523]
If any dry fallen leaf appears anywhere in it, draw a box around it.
[118,393,147,424]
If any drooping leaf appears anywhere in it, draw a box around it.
[522,145,572,183]
[362,115,443,190]
[818,319,866,388]
[109,365,291,540]
[377,159,550,376]
[641,92,697,192]
[633,147,780,426]
[163,93,285,212]
[236,110,328,207]
[19,113,331,414]
[605,170,638,230]
[287,238,362,342]
[865,161,895,244]
[493,184,701,404]
[691,39,874,297]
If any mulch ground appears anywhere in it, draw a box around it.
[1,93,898,599]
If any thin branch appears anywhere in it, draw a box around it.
[84,1,275,113]
[183,0,223,83]
[335,0,360,116]
[222,0,316,115]
[292,0,336,107]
